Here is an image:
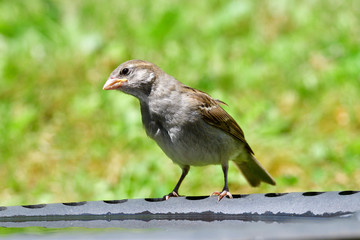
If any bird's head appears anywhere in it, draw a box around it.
[103,60,161,101]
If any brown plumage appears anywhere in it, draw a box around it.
[103,59,276,201]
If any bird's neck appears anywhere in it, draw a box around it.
[139,99,159,138]
[139,100,151,123]
[138,75,180,137]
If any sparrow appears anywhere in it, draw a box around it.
[103,60,276,201]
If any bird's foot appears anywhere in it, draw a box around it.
[211,190,233,201]
[163,191,180,200]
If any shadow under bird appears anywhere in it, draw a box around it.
[103,60,276,201]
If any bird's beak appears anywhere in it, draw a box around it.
[103,78,128,90]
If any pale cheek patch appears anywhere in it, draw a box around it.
[136,69,147,79]
[142,71,155,84]
[133,69,152,87]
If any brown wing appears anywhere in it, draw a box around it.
[184,86,254,155]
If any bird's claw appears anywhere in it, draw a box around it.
[211,190,233,201]
[163,191,180,200]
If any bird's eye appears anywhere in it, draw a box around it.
[120,68,130,75]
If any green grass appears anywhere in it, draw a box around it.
[0,0,360,206]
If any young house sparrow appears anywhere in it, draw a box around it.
[103,60,276,201]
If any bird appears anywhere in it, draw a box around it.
[103,59,276,201]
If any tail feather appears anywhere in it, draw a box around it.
[233,154,276,187]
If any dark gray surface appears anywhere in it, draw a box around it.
[1,191,360,239]
[2,216,360,240]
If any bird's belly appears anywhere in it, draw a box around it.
[153,121,240,167]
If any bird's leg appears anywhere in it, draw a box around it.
[163,165,190,200]
[211,164,233,201]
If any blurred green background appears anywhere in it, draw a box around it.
[0,0,359,206]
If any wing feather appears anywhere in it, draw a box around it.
[184,86,254,155]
